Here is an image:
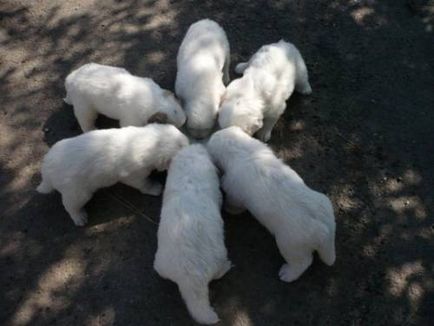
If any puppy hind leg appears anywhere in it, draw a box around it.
[178,280,219,325]
[61,189,92,226]
[276,235,313,282]
[317,233,336,266]
[278,249,313,283]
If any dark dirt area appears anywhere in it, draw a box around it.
[1,0,433,325]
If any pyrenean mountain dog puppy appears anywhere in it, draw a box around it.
[65,63,186,132]
[175,19,230,139]
[154,144,231,324]
[207,127,335,282]
[37,124,189,226]
[218,40,312,142]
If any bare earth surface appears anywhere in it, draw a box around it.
[1,0,433,325]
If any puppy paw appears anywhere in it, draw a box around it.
[278,264,300,283]
[71,211,88,226]
[195,309,219,325]
[142,182,163,196]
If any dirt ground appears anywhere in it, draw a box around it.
[1,0,433,325]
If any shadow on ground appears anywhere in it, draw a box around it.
[0,0,433,325]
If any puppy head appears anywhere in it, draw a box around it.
[207,126,250,169]
[218,98,263,135]
[184,99,219,139]
[159,90,187,128]
[154,125,189,171]
[218,77,263,135]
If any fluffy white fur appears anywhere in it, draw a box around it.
[154,144,231,325]
[218,40,312,142]
[37,124,189,226]
[175,19,230,139]
[65,63,186,132]
[207,127,335,282]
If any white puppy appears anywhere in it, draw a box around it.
[154,144,231,325]
[175,19,230,139]
[37,124,189,226]
[64,63,186,132]
[218,40,312,142]
[207,127,335,282]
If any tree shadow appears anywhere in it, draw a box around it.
[1,0,433,325]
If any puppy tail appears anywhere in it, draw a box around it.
[294,49,312,95]
[317,230,336,266]
[178,280,219,325]
[36,178,54,194]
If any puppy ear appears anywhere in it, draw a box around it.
[148,112,168,124]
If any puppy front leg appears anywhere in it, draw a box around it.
[255,115,280,142]
[121,174,162,196]
[141,178,163,196]
[178,280,219,324]
[277,245,313,282]
[61,189,92,226]
[278,255,313,283]
[73,100,98,132]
